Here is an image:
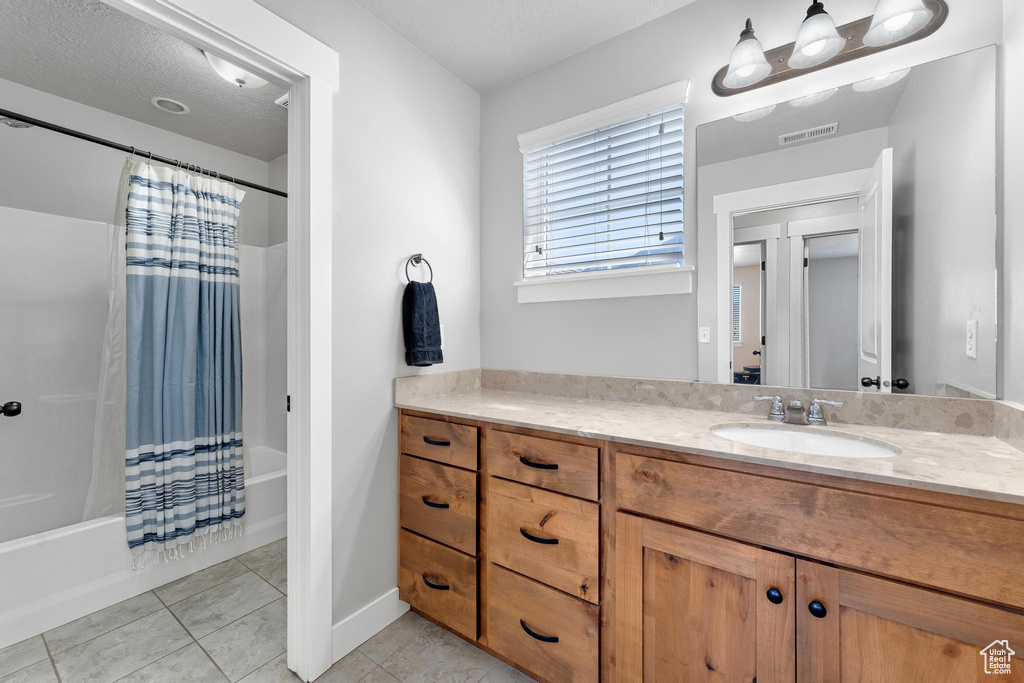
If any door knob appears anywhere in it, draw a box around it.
[1,401,21,417]
[893,378,910,390]
[860,376,880,388]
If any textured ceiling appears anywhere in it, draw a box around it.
[350,0,699,92]
[0,0,287,161]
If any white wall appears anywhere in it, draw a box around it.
[253,0,482,623]
[1004,0,1024,404]
[268,153,288,246]
[0,78,272,247]
[479,0,1002,381]
[888,48,998,398]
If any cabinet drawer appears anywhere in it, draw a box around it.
[487,477,599,603]
[400,414,478,470]
[616,451,1024,609]
[487,564,599,683]
[400,454,477,555]
[398,529,477,640]
[487,431,598,500]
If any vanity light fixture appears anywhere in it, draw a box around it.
[723,19,772,89]
[712,0,946,97]
[852,67,911,92]
[733,104,776,122]
[204,51,268,89]
[863,0,934,46]
[789,88,838,108]
[788,2,846,69]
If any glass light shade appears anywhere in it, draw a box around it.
[723,20,772,89]
[789,87,838,107]
[852,67,911,92]
[204,51,268,89]
[788,5,846,69]
[733,104,776,122]
[863,0,933,46]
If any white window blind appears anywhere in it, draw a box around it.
[522,104,684,278]
[732,284,742,344]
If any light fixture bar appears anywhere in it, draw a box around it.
[711,0,947,97]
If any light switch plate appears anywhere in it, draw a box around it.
[699,327,711,344]
[966,319,978,359]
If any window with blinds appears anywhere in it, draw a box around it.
[521,104,684,278]
[732,284,742,344]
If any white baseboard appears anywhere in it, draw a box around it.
[332,587,409,662]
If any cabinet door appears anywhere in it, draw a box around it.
[797,560,1024,682]
[614,513,796,682]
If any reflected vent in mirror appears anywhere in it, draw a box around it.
[779,122,838,146]
[274,94,289,109]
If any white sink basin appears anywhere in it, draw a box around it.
[710,423,900,459]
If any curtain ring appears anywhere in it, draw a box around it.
[127,146,136,162]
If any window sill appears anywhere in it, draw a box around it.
[514,264,694,304]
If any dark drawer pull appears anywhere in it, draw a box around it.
[520,619,558,643]
[423,436,451,447]
[421,496,449,509]
[422,574,450,591]
[519,454,558,470]
[808,600,828,619]
[520,528,558,545]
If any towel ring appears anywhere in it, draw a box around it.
[405,254,433,283]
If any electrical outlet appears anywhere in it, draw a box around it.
[966,319,977,359]
[699,327,711,344]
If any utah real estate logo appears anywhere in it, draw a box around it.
[980,640,1015,675]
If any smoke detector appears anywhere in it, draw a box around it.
[779,122,838,146]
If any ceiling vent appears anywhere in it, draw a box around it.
[274,94,289,109]
[779,122,838,146]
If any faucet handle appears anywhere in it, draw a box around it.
[810,398,844,408]
[754,395,785,421]
[808,398,844,425]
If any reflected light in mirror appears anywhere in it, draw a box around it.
[788,2,846,69]
[733,105,776,123]
[864,0,934,47]
[853,68,911,92]
[789,87,838,107]
[724,19,773,89]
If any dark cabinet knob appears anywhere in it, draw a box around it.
[1,401,21,417]
[808,600,828,619]
[765,587,784,604]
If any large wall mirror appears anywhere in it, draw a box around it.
[697,45,998,398]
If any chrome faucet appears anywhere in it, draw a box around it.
[808,398,844,426]
[783,399,808,425]
[754,395,785,422]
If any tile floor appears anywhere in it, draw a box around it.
[0,539,534,683]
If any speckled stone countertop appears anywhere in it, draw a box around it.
[397,388,1024,506]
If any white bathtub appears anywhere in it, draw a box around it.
[0,447,287,649]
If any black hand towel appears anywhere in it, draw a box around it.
[402,281,444,367]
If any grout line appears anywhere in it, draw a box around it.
[42,594,165,657]
[153,592,233,683]
[159,559,252,607]
[39,634,63,683]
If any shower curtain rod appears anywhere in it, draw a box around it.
[0,108,287,198]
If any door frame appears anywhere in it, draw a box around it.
[710,169,869,384]
[101,2,339,680]
[787,213,860,387]
[732,224,780,386]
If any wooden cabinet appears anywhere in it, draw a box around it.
[398,409,1024,683]
[613,513,795,682]
[796,561,1024,682]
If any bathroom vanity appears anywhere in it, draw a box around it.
[395,379,1024,682]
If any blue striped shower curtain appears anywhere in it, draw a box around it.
[124,162,246,564]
